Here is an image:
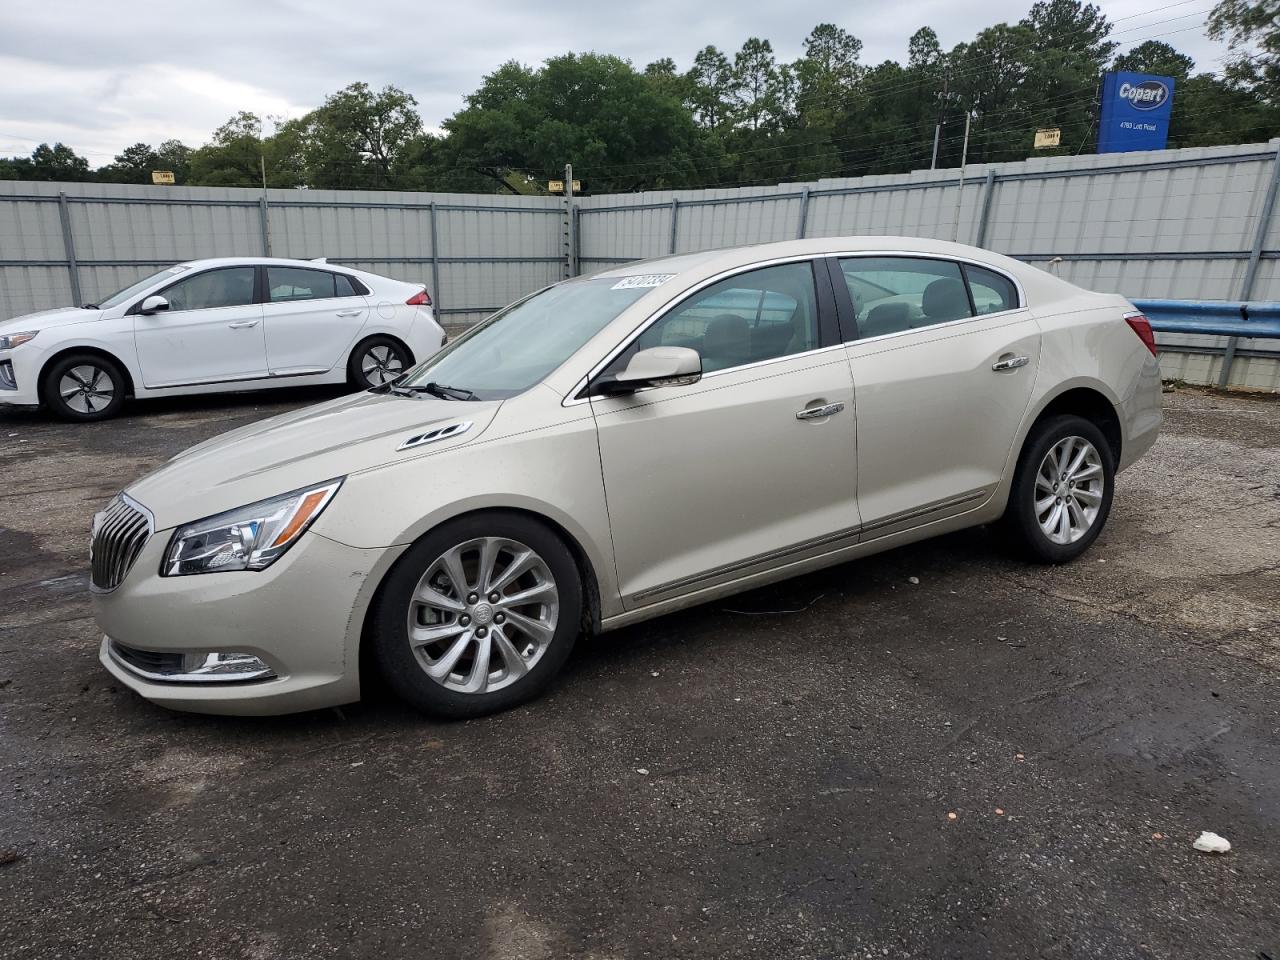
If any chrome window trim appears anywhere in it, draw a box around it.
[563,252,837,407]
[843,305,1033,350]
[563,249,1029,405]
[835,251,1027,345]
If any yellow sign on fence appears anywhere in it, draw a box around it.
[1034,128,1062,149]
[151,170,176,185]
[547,179,581,194]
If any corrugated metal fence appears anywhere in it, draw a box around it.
[5,138,1280,390]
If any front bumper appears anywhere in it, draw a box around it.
[94,525,403,716]
[0,350,42,406]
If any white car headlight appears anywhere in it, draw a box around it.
[163,479,343,576]
[0,331,38,350]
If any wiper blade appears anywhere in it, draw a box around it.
[402,381,476,401]
[81,303,98,309]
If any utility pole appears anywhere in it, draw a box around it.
[931,72,949,170]
[259,154,272,256]
[564,162,576,279]
[951,110,972,242]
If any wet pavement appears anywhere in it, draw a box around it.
[1,385,1277,959]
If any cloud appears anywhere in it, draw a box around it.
[0,0,1229,162]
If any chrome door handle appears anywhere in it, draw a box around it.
[228,320,260,329]
[796,402,845,421]
[992,355,1029,371]
[335,309,362,317]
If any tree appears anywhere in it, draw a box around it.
[1209,0,1280,100]
[687,46,738,132]
[27,143,90,181]
[444,53,706,192]
[186,112,303,187]
[1114,40,1196,81]
[732,38,780,131]
[303,82,424,188]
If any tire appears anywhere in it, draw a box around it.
[370,512,583,719]
[348,336,411,389]
[1001,414,1115,564]
[40,353,127,422]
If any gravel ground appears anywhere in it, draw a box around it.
[0,385,1277,960]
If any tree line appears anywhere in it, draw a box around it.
[4,0,1279,195]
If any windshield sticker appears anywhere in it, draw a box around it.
[611,273,675,290]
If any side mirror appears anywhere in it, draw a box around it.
[138,295,170,315]
[596,346,702,395]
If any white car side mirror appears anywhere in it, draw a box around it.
[138,295,170,315]
[596,346,702,395]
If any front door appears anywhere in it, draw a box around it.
[132,265,267,387]
[836,255,1041,534]
[261,265,370,375]
[590,259,860,609]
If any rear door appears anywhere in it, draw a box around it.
[834,255,1040,534]
[261,266,370,375]
[589,259,860,609]
[132,265,267,387]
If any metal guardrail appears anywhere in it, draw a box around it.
[1133,298,1280,387]
[1133,299,1280,339]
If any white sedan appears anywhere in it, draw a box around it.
[0,257,445,420]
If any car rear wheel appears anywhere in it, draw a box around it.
[348,336,410,389]
[370,512,582,718]
[40,353,127,422]
[1002,414,1115,564]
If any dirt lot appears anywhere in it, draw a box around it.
[0,386,1277,960]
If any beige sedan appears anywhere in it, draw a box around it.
[92,237,1163,718]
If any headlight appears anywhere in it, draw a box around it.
[0,331,38,350]
[163,479,343,576]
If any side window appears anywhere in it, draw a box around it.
[267,267,337,303]
[161,267,256,312]
[839,257,972,338]
[626,262,820,374]
[333,273,360,298]
[964,265,1019,314]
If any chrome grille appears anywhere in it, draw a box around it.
[91,496,152,591]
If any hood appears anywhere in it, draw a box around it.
[127,389,501,530]
[1,306,103,336]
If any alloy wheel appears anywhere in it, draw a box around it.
[1034,435,1104,545]
[59,364,115,415]
[361,345,405,385]
[406,537,560,695]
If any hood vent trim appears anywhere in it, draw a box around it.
[398,420,473,452]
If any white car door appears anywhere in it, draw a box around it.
[836,255,1041,534]
[132,266,267,387]
[261,266,369,375]
[589,259,860,609]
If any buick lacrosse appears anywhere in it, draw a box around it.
[92,237,1162,717]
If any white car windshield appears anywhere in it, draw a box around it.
[95,264,191,309]
[397,277,656,400]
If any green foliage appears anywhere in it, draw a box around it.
[1209,0,1280,100]
[2,1,1278,194]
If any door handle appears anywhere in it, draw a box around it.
[335,309,362,317]
[992,355,1029,371]
[228,320,260,329]
[796,402,845,421]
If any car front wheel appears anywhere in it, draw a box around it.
[40,353,127,422]
[370,512,583,718]
[1003,414,1115,564]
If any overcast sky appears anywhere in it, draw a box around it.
[0,0,1228,164]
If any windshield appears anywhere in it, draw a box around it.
[398,277,661,400]
[96,264,192,309]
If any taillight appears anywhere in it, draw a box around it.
[1124,313,1157,356]
[407,290,431,306]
